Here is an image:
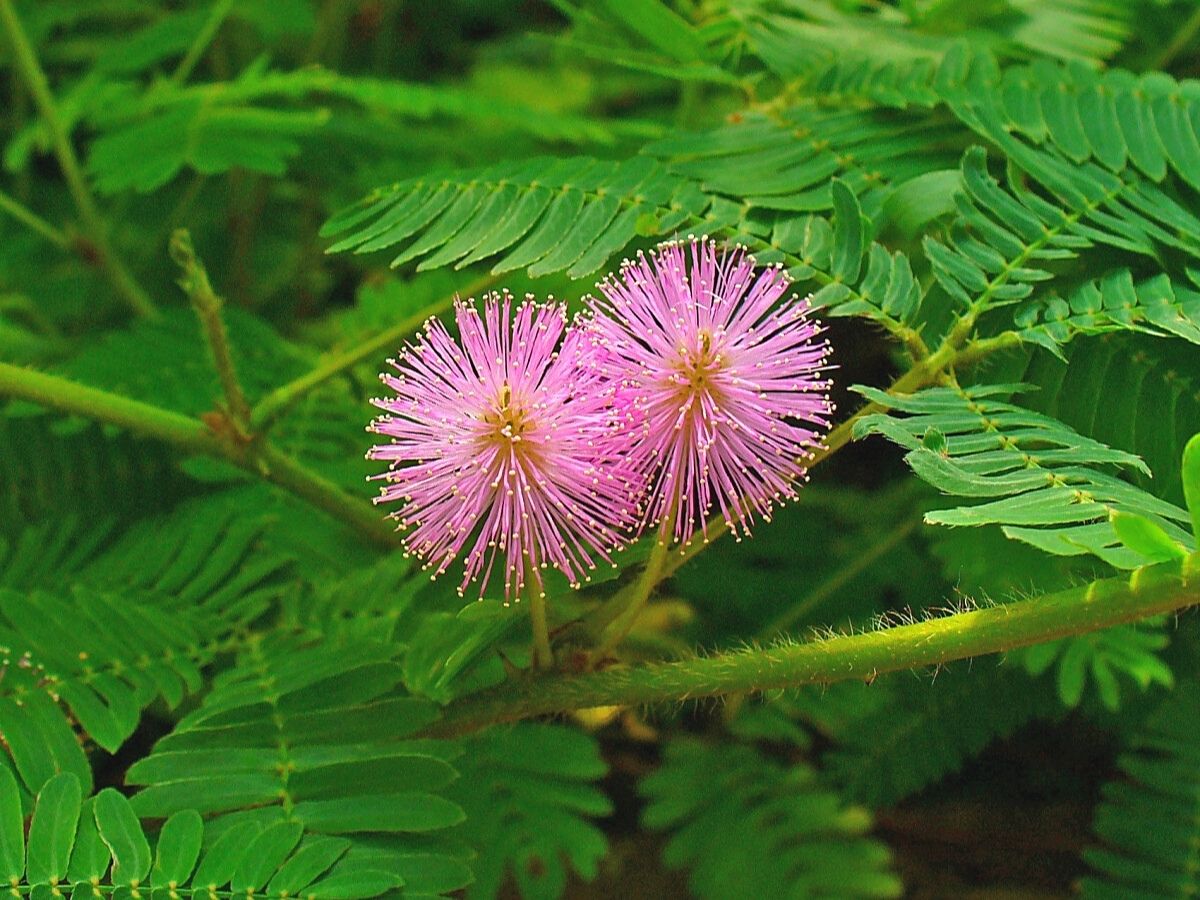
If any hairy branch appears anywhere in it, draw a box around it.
[425,553,1200,737]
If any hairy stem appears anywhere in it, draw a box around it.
[249,274,498,431]
[0,187,69,249]
[0,0,157,319]
[425,553,1200,737]
[170,229,253,428]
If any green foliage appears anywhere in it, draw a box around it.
[1018,621,1174,711]
[855,383,1195,568]
[6,0,1200,897]
[321,156,709,278]
[0,769,400,900]
[822,664,1063,807]
[448,725,611,900]
[641,738,902,898]
[126,635,472,897]
[1081,679,1200,898]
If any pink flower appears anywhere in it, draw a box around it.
[367,292,643,601]
[585,238,833,544]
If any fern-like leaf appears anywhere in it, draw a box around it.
[126,635,471,897]
[854,383,1195,567]
[642,738,902,898]
[321,155,712,278]
[1081,680,1200,898]
[823,664,1062,807]
[0,769,399,900]
[448,724,611,900]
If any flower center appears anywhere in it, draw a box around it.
[482,382,534,445]
[675,329,724,396]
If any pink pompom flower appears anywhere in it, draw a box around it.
[584,237,833,544]
[367,292,644,601]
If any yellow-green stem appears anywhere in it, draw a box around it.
[170,0,233,84]
[424,553,1200,737]
[0,187,68,249]
[0,361,397,548]
[170,229,253,428]
[594,515,677,660]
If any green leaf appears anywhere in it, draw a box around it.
[150,810,203,888]
[1184,433,1200,541]
[66,799,109,885]
[232,821,304,892]
[830,178,865,282]
[190,821,263,890]
[600,0,705,62]
[643,739,901,899]
[1082,681,1200,896]
[26,773,81,886]
[855,384,1195,567]
[306,868,404,900]
[0,766,23,883]
[264,837,351,897]
[1110,512,1187,562]
[93,790,151,886]
[450,724,611,900]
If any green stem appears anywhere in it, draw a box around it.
[0,360,398,547]
[594,517,676,660]
[1152,2,1200,71]
[249,273,497,431]
[0,0,157,319]
[170,0,233,84]
[254,444,397,546]
[0,187,69,249]
[424,553,1200,737]
[0,361,220,452]
[170,229,252,428]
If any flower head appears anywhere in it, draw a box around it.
[585,237,833,543]
[368,292,643,601]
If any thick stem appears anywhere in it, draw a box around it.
[254,444,398,547]
[0,0,157,319]
[170,229,253,428]
[0,361,220,452]
[424,553,1200,737]
[0,361,398,548]
[249,274,497,431]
